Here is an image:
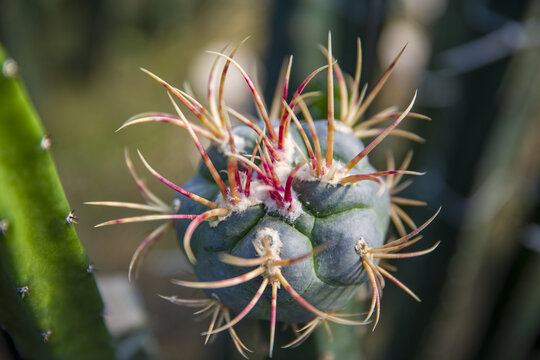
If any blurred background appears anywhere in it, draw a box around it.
[1,0,539,359]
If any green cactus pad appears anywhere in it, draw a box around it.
[0,46,114,360]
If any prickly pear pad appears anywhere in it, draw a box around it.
[90,34,439,357]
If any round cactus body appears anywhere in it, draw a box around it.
[174,120,390,323]
[92,35,439,357]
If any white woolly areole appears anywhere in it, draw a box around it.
[253,227,282,260]
[334,121,353,134]
[211,132,305,226]
[271,133,296,182]
[210,191,264,227]
[295,160,350,186]
[217,131,248,154]
[209,182,303,229]
[269,134,303,221]
[250,177,303,222]
[263,191,302,222]
[171,198,182,213]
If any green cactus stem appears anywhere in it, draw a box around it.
[0,46,115,359]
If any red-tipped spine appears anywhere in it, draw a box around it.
[284,162,305,204]
[278,56,294,149]
[341,169,424,184]
[243,136,263,197]
[276,273,367,326]
[287,105,317,171]
[227,157,241,202]
[325,32,335,168]
[261,143,283,192]
[340,174,384,188]
[334,60,348,120]
[168,93,230,199]
[137,150,218,209]
[351,44,407,123]
[269,282,278,357]
[380,208,441,248]
[172,266,265,289]
[208,51,277,142]
[204,278,269,336]
[298,99,323,175]
[183,207,230,264]
[374,241,440,259]
[117,114,218,141]
[95,214,198,227]
[128,222,171,281]
[227,107,279,159]
[124,148,169,209]
[344,91,417,172]
[218,40,246,128]
[140,68,222,138]
[344,38,363,125]
[363,261,381,329]
[287,64,329,115]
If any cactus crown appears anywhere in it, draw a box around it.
[90,33,439,358]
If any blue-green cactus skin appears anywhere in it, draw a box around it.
[174,119,389,323]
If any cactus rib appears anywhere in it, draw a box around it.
[0,46,114,359]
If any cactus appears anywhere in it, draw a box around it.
[0,46,115,359]
[92,34,438,358]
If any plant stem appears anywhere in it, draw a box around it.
[0,45,115,359]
